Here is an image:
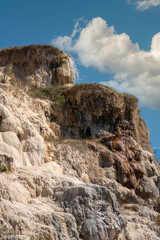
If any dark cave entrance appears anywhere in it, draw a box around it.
[85,127,91,137]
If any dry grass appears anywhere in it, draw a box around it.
[0,45,67,78]
[0,45,64,63]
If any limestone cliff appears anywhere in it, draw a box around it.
[0,45,77,87]
[0,45,160,240]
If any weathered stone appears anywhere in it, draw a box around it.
[59,185,124,240]
[50,83,151,152]
[0,45,159,240]
[0,45,77,88]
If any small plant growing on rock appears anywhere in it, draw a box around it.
[0,165,9,172]
[28,85,67,104]
[0,224,13,237]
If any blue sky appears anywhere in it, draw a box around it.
[1,0,160,155]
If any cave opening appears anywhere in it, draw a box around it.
[86,127,91,137]
[0,116,2,125]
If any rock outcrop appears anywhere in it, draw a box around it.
[0,45,159,240]
[0,45,77,87]
[53,84,151,152]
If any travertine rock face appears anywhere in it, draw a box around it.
[0,45,77,87]
[0,45,160,240]
[0,88,45,167]
[51,84,151,152]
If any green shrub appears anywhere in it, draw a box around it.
[0,165,9,172]
[28,85,67,104]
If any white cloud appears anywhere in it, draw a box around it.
[129,0,160,11]
[136,0,160,11]
[51,17,160,108]
[52,36,72,51]
[51,18,83,51]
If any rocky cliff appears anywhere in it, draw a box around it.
[0,45,160,240]
[0,45,77,87]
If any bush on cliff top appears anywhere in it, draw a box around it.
[28,85,66,104]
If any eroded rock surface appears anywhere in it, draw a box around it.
[0,45,77,87]
[51,84,151,152]
[0,45,159,240]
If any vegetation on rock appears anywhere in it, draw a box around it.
[0,165,9,172]
[28,85,67,104]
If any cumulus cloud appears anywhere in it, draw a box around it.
[51,17,160,108]
[128,0,160,11]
